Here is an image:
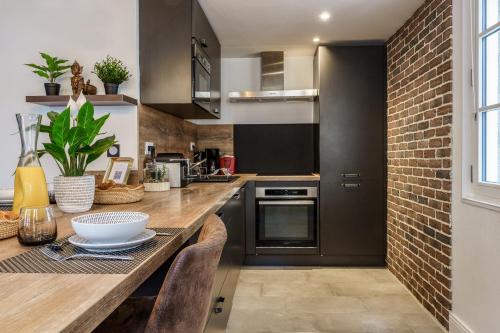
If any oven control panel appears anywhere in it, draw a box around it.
[256,187,318,199]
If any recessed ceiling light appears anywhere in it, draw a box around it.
[319,11,331,21]
[313,37,320,43]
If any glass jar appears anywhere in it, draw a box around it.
[17,206,57,246]
[12,114,49,213]
[143,163,170,192]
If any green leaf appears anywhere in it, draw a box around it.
[47,111,59,122]
[51,107,70,147]
[77,102,94,130]
[25,63,48,71]
[33,70,49,78]
[39,124,51,133]
[42,143,67,165]
[79,135,115,154]
[85,114,109,145]
[66,127,86,156]
[52,71,66,79]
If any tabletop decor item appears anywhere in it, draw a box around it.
[94,182,145,205]
[25,52,71,96]
[0,211,19,240]
[103,157,133,184]
[17,206,57,246]
[143,162,170,192]
[40,100,116,213]
[92,55,131,95]
[13,114,50,213]
[70,61,85,95]
[70,211,149,243]
[83,79,97,95]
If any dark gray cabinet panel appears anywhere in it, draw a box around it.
[139,0,220,119]
[205,187,245,333]
[315,45,386,260]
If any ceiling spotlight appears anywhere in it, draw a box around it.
[319,11,331,21]
[313,37,320,43]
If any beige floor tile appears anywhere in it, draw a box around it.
[285,296,366,314]
[232,295,286,312]
[360,295,424,314]
[307,268,379,284]
[262,281,334,297]
[234,281,262,297]
[227,309,319,333]
[239,269,309,283]
[328,281,407,296]
[226,268,445,333]
[313,313,415,333]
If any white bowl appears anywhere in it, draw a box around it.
[71,211,149,244]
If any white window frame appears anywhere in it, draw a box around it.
[461,0,500,210]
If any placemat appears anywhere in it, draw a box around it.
[0,228,185,274]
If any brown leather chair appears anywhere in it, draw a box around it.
[94,214,227,333]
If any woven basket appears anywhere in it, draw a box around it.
[94,185,145,205]
[0,219,18,240]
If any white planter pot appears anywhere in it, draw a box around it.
[54,175,95,213]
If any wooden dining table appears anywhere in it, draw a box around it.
[0,174,319,333]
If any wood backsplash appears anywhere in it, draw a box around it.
[197,125,234,155]
[138,104,198,165]
[138,104,234,168]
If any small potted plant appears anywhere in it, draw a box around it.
[143,163,170,192]
[40,101,116,213]
[93,55,131,95]
[25,52,70,96]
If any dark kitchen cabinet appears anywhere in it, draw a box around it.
[315,45,386,265]
[139,0,220,119]
[205,187,245,333]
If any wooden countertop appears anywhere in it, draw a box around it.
[0,174,319,333]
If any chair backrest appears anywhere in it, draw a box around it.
[145,214,227,333]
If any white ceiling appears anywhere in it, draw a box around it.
[198,0,425,57]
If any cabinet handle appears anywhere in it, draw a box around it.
[200,38,208,48]
[341,183,360,188]
[214,297,225,314]
[216,211,224,219]
[232,193,241,200]
[341,173,360,178]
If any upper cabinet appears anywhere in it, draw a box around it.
[139,0,221,119]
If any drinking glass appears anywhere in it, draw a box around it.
[17,206,57,246]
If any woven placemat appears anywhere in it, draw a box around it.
[0,228,184,274]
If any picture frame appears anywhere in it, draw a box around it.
[103,157,134,184]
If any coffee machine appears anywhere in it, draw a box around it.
[204,148,220,174]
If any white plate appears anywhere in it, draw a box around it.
[68,229,156,253]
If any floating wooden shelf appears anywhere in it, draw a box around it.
[26,94,138,107]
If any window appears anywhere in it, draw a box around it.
[478,0,500,184]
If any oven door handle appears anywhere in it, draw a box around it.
[258,200,315,205]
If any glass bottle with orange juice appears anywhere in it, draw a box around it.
[12,114,49,213]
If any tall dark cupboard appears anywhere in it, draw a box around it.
[314,45,386,265]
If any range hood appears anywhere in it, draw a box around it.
[228,51,318,103]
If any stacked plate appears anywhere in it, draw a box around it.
[70,212,155,252]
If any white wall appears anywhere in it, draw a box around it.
[194,55,315,124]
[0,0,139,188]
[451,1,500,332]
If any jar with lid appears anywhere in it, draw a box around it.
[143,162,170,192]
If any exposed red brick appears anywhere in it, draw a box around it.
[386,0,452,329]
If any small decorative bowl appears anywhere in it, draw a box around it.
[71,211,149,244]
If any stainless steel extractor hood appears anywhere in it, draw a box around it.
[228,51,318,102]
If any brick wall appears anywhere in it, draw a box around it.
[386,0,452,329]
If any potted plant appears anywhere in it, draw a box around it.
[93,55,131,95]
[143,163,170,192]
[40,101,116,213]
[25,53,70,96]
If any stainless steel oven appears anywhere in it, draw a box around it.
[255,187,319,254]
[192,39,211,112]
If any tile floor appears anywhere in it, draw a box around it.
[226,267,445,333]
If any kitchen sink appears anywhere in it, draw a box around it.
[190,175,240,183]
